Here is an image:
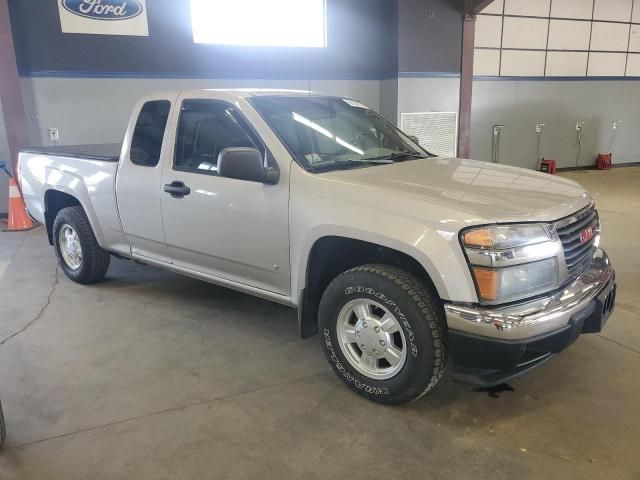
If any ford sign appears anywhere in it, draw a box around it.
[62,0,143,21]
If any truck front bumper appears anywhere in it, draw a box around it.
[444,249,616,387]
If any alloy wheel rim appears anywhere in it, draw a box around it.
[337,298,407,380]
[59,224,82,270]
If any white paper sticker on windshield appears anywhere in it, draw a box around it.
[305,153,323,164]
[343,99,368,109]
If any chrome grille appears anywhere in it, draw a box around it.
[556,205,599,279]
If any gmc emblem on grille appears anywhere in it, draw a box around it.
[580,225,596,244]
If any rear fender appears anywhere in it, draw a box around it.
[42,172,106,247]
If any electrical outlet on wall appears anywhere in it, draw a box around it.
[48,128,59,143]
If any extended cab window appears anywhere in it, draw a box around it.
[130,100,171,167]
[175,100,258,174]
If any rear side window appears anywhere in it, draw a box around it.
[130,100,171,167]
[174,100,258,174]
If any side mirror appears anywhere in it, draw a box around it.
[408,135,420,145]
[217,147,279,184]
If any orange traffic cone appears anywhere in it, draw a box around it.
[3,178,37,232]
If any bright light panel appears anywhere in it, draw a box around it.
[191,0,326,48]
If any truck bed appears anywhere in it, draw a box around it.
[21,144,122,162]
[19,145,125,252]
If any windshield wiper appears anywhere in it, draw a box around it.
[367,151,429,162]
[308,158,394,172]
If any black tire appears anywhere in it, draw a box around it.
[319,264,447,404]
[53,206,110,284]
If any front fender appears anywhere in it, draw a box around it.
[289,164,482,305]
[292,220,477,306]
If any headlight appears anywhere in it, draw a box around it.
[462,224,563,304]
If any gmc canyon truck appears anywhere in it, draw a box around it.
[19,89,616,404]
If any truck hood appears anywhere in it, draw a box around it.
[320,157,592,224]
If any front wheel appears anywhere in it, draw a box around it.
[53,206,110,284]
[319,264,447,404]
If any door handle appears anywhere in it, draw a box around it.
[164,181,191,198]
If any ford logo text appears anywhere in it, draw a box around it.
[62,0,143,21]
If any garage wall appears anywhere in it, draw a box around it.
[389,0,640,170]
[10,0,397,80]
[398,0,463,74]
[379,78,399,123]
[394,0,463,127]
[20,77,382,146]
[469,0,640,168]
[469,79,640,168]
[0,100,9,214]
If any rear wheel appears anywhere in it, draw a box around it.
[319,264,447,404]
[53,206,110,284]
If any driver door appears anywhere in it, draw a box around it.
[159,97,290,296]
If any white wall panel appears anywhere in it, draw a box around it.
[629,25,640,52]
[626,53,640,75]
[546,51,588,76]
[504,0,550,17]
[590,22,630,51]
[474,49,500,76]
[587,52,627,76]
[500,50,546,76]
[593,0,633,22]
[478,0,637,78]
[480,0,503,14]
[502,17,548,49]
[550,0,594,19]
[633,0,640,22]
[548,20,591,50]
[475,14,503,48]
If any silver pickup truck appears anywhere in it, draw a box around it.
[19,89,616,404]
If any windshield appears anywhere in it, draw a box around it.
[250,96,434,172]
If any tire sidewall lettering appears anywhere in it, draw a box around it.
[343,286,418,357]
[321,268,446,403]
[323,328,390,395]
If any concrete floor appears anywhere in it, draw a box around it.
[0,168,639,479]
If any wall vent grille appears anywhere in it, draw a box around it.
[400,111,458,158]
